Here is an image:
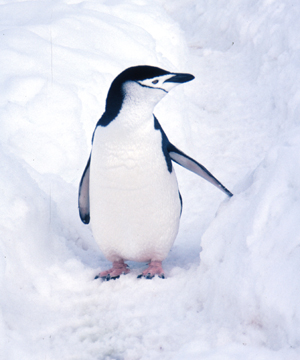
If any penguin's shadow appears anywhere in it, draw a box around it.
[90,242,201,280]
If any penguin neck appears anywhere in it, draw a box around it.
[113,97,158,130]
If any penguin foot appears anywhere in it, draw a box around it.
[137,260,165,279]
[95,260,130,281]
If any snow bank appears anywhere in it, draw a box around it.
[1,0,300,359]
[199,129,300,351]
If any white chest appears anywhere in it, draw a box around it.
[91,116,168,187]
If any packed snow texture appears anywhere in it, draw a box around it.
[1,0,300,359]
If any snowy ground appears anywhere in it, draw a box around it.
[1,0,300,359]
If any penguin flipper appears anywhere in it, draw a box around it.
[78,155,91,224]
[168,144,233,197]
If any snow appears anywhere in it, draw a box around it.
[1,0,300,359]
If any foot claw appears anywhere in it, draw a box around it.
[108,274,121,281]
[137,261,165,280]
[95,260,129,281]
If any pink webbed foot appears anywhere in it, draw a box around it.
[137,260,165,279]
[95,260,130,281]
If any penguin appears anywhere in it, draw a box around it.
[78,65,232,281]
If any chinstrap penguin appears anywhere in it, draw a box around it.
[79,65,233,281]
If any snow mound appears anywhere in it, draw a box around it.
[1,0,300,359]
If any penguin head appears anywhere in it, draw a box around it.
[100,66,194,126]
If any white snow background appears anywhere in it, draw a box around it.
[1,0,300,359]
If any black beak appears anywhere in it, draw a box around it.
[164,73,195,84]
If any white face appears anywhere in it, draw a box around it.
[137,74,180,93]
[121,74,182,118]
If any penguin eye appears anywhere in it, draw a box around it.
[152,80,159,84]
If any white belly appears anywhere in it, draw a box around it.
[89,121,181,262]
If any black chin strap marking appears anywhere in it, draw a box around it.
[137,81,168,93]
